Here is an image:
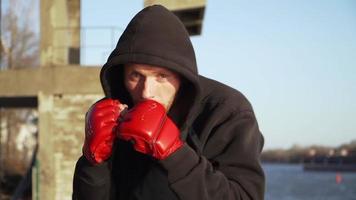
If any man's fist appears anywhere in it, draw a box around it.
[82,98,126,164]
[117,100,183,160]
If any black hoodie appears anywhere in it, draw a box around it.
[73,5,265,200]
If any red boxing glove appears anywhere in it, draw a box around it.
[117,100,183,160]
[82,98,124,164]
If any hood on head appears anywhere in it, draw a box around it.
[100,5,201,132]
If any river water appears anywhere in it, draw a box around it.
[263,163,356,200]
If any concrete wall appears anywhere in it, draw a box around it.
[0,65,103,199]
[144,0,206,35]
[144,0,206,10]
[0,66,101,96]
[38,92,102,200]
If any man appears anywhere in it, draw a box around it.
[73,5,265,200]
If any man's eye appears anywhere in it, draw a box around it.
[130,72,140,79]
[158,73,168,79]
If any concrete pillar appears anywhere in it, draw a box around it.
[40,0,81,66]
[37,92,55,200]
[35,92,102,200]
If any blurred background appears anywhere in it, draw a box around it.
[0,0,355,199]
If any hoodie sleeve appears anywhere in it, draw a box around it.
[72,156,112,200]
[160,109,265,200]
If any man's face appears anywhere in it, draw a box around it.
[124,63,181,111]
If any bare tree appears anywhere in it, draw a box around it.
[0,0,39,69]
[0,0,39,173]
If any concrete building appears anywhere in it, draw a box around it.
[0,1,206,199]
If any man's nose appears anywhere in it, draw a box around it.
[141,78,155,100]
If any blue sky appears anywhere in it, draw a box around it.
[81,0,356,150]
[3,0,356,150]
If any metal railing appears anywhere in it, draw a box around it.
[52,26,124,66]
[0,26,124,69]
